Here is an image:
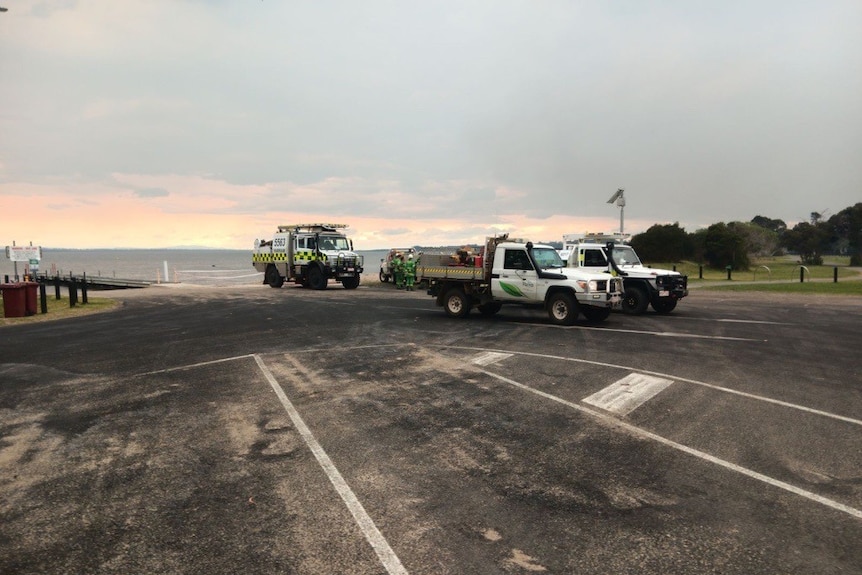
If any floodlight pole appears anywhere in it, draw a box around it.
[607,188,625,235]
[618,196,624,235]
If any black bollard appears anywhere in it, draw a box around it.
[834,266,838,283]
[69,279,77,308]
[3,275,8,283]
[54,275,61,299]
[699,265,703,279]
[800,267,804,283]
[82,273,88,304]
[726,266,732,281]
[39,282,47,314]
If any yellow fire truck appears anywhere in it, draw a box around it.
[253,223,364,290]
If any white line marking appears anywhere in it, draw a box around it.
[132,354,256,376]
[253,355,409,575]
[652,315,793,326]
[472,352,514,366]
[716,318,790,325]
[479,368,862,520]
[583,373,674,415]
[442,345,862,427]
[525,323,766,342]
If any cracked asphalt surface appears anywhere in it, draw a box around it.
[1,282,861,574]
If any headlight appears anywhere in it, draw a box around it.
[576,280,598,292]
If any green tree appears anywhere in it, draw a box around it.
[701,223,750,270]
[751,215,787,235]
[630,223,692,262]
[781,221,830,265]
[729,221,780,257]
[826,203,862,265]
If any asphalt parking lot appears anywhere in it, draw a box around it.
[1,283,861,574]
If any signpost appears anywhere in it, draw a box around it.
[5,243,42,281]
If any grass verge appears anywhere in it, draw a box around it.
[0,295,120,327]
[698,281,862,295]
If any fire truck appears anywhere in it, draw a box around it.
[253,223,364,290]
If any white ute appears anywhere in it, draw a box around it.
[562,232,688,314]
[417,234,622,324]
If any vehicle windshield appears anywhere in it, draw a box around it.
[532,247,565,269]
[610,245,641,266]
[319,236,351,251]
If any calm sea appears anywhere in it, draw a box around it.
[1,248,389,287]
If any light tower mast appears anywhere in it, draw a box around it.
[607,188,625,235]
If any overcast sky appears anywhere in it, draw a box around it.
[1,1,860,249]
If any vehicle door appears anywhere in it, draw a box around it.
[491,248,539,301]
[578,247,608,271]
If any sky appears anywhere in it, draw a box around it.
[1,1,860,250]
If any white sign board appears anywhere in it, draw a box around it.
[5,245,42,262]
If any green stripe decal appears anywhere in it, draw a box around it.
[499,282,525,297]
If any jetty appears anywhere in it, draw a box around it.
[33,273,151,290]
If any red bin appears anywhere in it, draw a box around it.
[23,282,39,316]
[1,283,27,318]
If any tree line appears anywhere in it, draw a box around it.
[627,203,862,271]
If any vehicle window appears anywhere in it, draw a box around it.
[297,238,305,249]
[584,249,606,266]
[504,249,534,270]
[611,246,641,266]
[532,247,564,268]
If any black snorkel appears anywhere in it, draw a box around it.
[526,241,566,280]
[605,241,628,277]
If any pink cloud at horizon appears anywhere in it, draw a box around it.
[2,185,653,250]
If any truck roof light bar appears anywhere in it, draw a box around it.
[277,223,348,232]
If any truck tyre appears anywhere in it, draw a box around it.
[342,276,360,289]
[478,302,503,316]
[622,285,649,314]
[548,292,578,325]
[652,298,677,314]
[443,287,471,318]
[308,265,327,290]
[581,306,611,322]
[266,265,284,288]
[379,270,389,283]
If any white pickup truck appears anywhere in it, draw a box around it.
[562,233,688,314]
[417,234,622,324]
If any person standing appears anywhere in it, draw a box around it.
[404,254,416,291]
[392,253,404,289]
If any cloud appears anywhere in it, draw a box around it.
[0,1,860,249]
[134,187,170,198]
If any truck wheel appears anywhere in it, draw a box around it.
[548,292,578,325]
[342,276,360,289]
[622,286,649,314]
[443,288,471,318]
[308,265,327,290]
[266,265,284,288]
[581,306,611,322]
[652,298,677,314]
[478,302,503,316]
[379,270,389,283]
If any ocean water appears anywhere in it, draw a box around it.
[1,248,390,287]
